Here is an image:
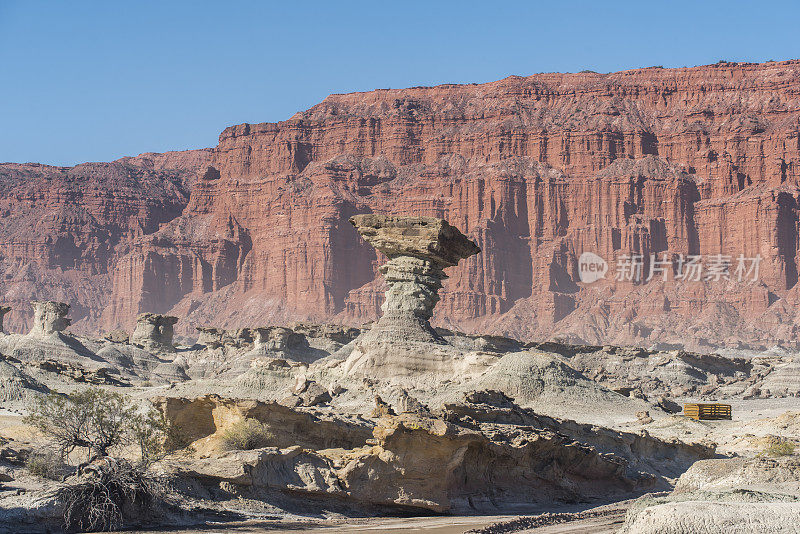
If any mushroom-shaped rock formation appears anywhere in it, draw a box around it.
[344,214,481,378]
[349,214,480,344]
[196,327,258,349]
[28,301,71,337]
[130,313,178,352]
[0,306,10,334]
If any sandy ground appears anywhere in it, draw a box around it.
[124,515,517,534]
[121,505,629,534]
[120,502,636,534]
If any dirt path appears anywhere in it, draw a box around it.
[126,502,632,534]
[126,515,518,534]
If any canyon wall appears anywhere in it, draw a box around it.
[0,150,212,333]
[4,62,800,350]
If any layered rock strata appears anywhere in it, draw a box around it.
[166,391,713,513]
[5,63,800,349]
[0,149,211,334]
[349,214,480,343]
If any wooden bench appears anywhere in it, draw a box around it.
[683,403,732,420]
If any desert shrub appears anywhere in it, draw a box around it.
[220,419,274,451]
[763,440,796,457]
[163,424,195,453]
[25,388,166,465]
[129,406,168,465]
[26,449,69,480]
[25,388,170,531]
[59,458,165,532]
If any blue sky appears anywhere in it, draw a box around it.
[1,0,798,166]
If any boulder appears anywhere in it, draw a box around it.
[103,329,129,343]
[254,326,303,351]
[299,381,331,407]
[657,396,682,414]
[197,327,255,349]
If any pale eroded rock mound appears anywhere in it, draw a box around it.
[619,456,800,533]
[433,350,653,425]
[130,313,178,352]
[6,301,117,376]
[27,301,70,337]
[0,360,48,403]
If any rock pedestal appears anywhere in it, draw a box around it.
[28,301,71,337]
[197,327,260,349]
[254,327,301,351]
[350,214,480,344]
[131,313,178,352]
[0,306,10,333]
[344,215,480,377]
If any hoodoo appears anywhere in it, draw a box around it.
[350,214,480,343]
[344,214,480,376]
[130,313,179,352]
[27,301,71,337]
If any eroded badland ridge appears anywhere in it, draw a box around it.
[4,61,800,350]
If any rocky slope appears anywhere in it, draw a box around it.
[6,62,800,349]
[618,456,800,533]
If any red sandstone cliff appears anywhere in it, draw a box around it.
[0,149,212,333]
[5,62,800,351]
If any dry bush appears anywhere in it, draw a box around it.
[59,458,165,532]
[220,418,274,451]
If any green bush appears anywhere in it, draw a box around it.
[220,419,274,451]
[763,440,796,457]
[26,450,67,480]
[24,388,166,465]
